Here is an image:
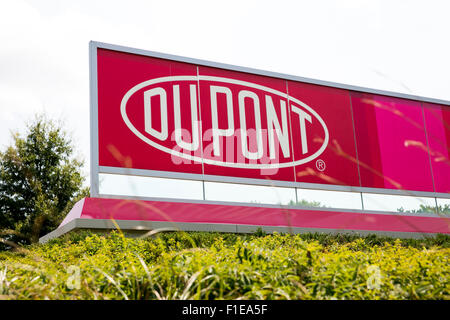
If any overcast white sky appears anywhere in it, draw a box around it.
[1,0,449,202]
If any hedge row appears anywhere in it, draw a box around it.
[0,231,449,299]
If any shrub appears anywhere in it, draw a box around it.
[0,231,448,300]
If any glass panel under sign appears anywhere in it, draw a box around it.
[98,173,204,200]
[362,193,437,213]
[204,181,296,205]
[295,188,363,210]
[436,198,450,214]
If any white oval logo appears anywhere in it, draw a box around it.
[120,76,329,169]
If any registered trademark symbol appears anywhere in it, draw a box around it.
[316,159,326,171]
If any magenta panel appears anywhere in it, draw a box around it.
[288,82,360,187]
[423,103,450,193]
[351,92,434,192]
[95,46,447,194]
[97,49,203,174]
[65,197,450,234]
[198,66,296,182]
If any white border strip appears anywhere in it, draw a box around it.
[89,42,99,197]
[99,166,450,199]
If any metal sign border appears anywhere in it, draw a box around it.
[89,40,450,200]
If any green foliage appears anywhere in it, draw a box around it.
[397,203,450,214]
[439,204,450,214]
[0,115,87,246]
[0,231,448,300]
[288,199,324,208]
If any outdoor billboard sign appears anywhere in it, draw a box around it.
[39,41,450,242]
[91,43,450,196]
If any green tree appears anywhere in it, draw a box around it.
[0,115,88,246]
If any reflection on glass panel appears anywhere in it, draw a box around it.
[436,198,450,214]
[362,193,436,213]
[99,174,204,200]
[295,189,362,210]
[204,182,296,205]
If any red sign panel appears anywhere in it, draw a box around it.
[95,46,450,194]
[351,93,434,192]
[423,102,450,193]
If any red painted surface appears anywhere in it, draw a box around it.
[288,82,359,186]
[351,92,434,192]
[97,49,203,174]
[62,198,450,235]
[198,66,297,181]
[423,103,450,193]
[96,48,449,194]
